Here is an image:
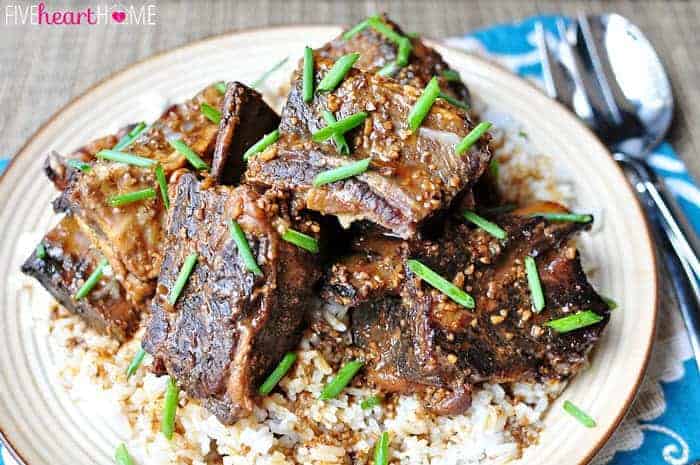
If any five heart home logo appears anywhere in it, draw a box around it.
[3,2,158,25]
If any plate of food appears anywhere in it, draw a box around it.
[0,16,656,465]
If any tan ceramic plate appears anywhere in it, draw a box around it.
[0,26,656,465]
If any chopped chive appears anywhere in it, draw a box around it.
[66,158,92,172]
[463,210,507,240]
[373,431,390,465]
[251,57,289,89]
[546,310,604,333]
[455,121,492,156]
[442,69,461,82]
[258,352,297,395]
[36,243,46,259]
[563,400,597,427]
[200,102,221,124]
[406,31,420,39]
[343,17,376,40]
[313,158,371,187]
[214,81,227,94]
[319,360,364,400]
[396,37,412,67]
[169,139,209,171]
[229,220,263,276]
[438,92,470,111]
[74,258,108,300]
[360,395,382,410]
[113,122,147,151]
[489,158,499,180]
[367,16,405,45]
[108,188,156,207]
[114,443,136,465]
[524,256,545,312]
[318,52,361,92]
[407,77,441,132]
[603,296,618,310]
[126,347,146,379]
[323,111,350,155]
[312,112,368,142]
[519,130,528,138]
[407,259,474,308]
[303,46,314,103]
[155,165,170,210]
[168,253,198,305]
[377,61,399,77]
[161,377,179,440]
[281,228,319,254]
[243,129,279,161]
[97,150,156,168]
[528,212,593,224]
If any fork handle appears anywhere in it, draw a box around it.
[617,154,700,371]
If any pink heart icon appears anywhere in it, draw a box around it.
[112,11,126,23]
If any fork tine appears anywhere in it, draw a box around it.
[554,18,596,125]
[535,22,559,100]
[576,13,624,124]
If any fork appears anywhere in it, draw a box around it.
[536,16,700,372]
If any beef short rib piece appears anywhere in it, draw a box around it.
[144,173,320,424]
[211,82,280,185]
[57,84,226,305]
[327,204,609,414]
[246,61,491,238]
[21,217,139,341]
[318,15,469,104]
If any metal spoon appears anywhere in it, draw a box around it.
[536,15,700,371]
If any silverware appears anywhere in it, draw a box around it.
[536,15,700,371]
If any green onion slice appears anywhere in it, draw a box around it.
[463,210,507,240]
[97,150,156,168]
[323,111,350,155]
[66,158,92,172]
[168,253,198,305]
[258,352,297,395]
[169,139,209,171]
[603,296,618,310]
[343,17,376,40]
[251,57,289,89]
[108,188,156,207]
[281,229,319,254]
[489,158,499,180]
[360,395,382,410]
[546,310,604,333]
[126,347,146,379]
[563,400,597,427]
[396,38,412,67]
[114,443,136,465]
[442,69,461,82]
[438,92,470,111]
[455,121,492,156]
[373,431,390,465]
[303,46,314,103]
[524,256,545,312]
[367,16,405,45]
[161,377,179,440]
[200,102,221,124]
[407,77,441,132]
[243,129,279,161]
[528,212,593,224]
[155,165,170,210]
[229,220,263,276]
[313,158,371,187]
[317,52,360,92]
[407,259,475,308]
[377,61,399,77]
[74,258,108,300]
[113,122,147,151]
[319,360,364,400]
[214,81,227,94]
[36,243,46,259]
[312,112,368,142]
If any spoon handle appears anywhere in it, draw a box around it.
[618,154,700,371]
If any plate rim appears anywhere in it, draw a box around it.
[0,24,658,465]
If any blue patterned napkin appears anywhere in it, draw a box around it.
[1,14,699,465]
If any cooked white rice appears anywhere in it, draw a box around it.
[28,92,597,465]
